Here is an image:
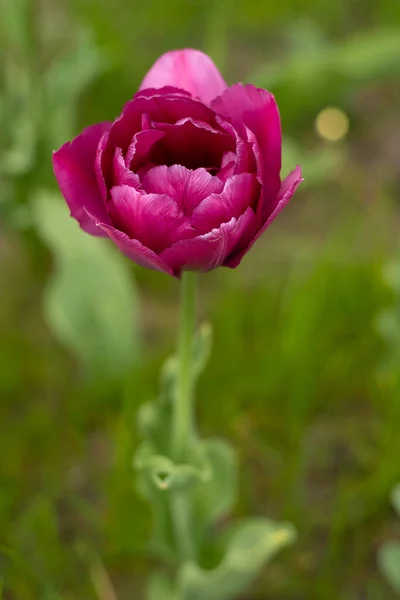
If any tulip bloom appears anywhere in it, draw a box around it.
[53,49,302,277]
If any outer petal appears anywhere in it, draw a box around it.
[191,173,259,232]
[160,207,256,276]
[212,84,281,211]
[91,220,175,277]
[52,122,112,235]
[224,166,303,268]
[109,185,194,253]
[142,164,224,214]
[139,49,227,104]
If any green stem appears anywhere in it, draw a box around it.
[170,271,197,562]
[172,271,197,461]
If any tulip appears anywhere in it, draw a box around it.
[53,49,302,277]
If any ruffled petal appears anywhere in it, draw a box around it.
[108,93,217,154]
[160,207,256,276]
[217,159,235,181]
[135,86,192,99]
[95,129,111,201]
[191,173,260,232]
[52,122,112,235]
[139,49,227,104]
[112,147,143,189]
[141,164,224,214]
[126,129,165,170]
[212,84,281,211]
[89,218,175,276]
[101,93,219,187]
[224,166,303,268]
[216,117,257,176]
[109,185,195,253]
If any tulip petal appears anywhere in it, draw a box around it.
[191,173,260,232]
[139,49,227,104]
[149,117,234,171]
[126,129,165,169]
[142,164,224,214]
[108,93,217,155]
[91,219,175,276]
[218,159,235,181]
[160,207,256,276]
[217,117,257,176]
[101,93,218,186]
[109,185,195,253]
[52,122,112,235]
[113,147,143,189]
[212,84,281,210]
[245,126,263,185]
[224,166,303,268]
[135,86,192,99]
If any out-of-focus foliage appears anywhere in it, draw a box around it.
[1,0,400,598]
[136,327,294,599]
[379,485,400,594]
[0,1,138,381]
[34,191,139,380]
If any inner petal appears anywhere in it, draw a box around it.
[147,118,235,171]
[112,147,143,189]
[217,151,236,181]
[108,93,219,156]
[141,164,224,215]
[126,129,165,170]
[191,173,260,232]
[216,117,257,175]
[100,93,221,193]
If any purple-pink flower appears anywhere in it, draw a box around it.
[53,49,302,278]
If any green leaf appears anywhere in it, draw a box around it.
[193,438,237,529]
[137,356,177,454]
[33,190,139,379]
[378,542,400,594]
[391,484,400,518]
[177,518,296,600]
[137,324,212,453]
[134,442,206,492]
[133,452,175,559]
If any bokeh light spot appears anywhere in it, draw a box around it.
[315,107,349,142]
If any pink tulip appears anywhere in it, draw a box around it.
[53,49,302,277]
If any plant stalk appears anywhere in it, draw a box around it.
[170,270,197,561]
[172,271,197,461]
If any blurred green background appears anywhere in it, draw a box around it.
[1,0,400,598]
